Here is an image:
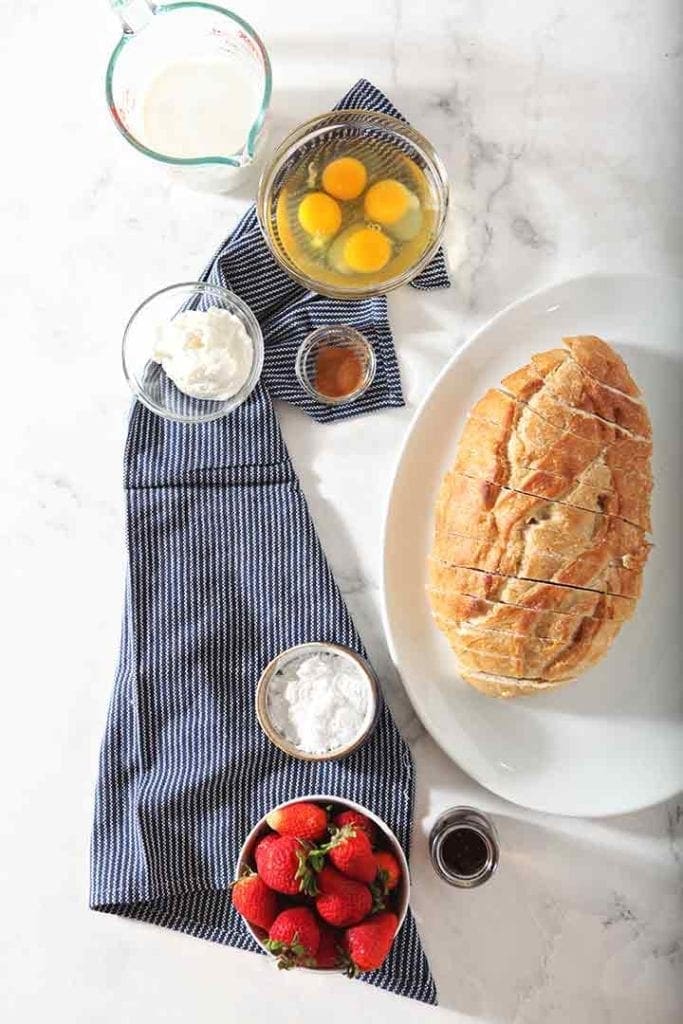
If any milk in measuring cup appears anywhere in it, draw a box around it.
[142,58,261,158]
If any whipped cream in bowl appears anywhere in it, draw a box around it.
[122,282,264,423]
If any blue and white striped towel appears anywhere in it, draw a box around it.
[90,80,446,1005]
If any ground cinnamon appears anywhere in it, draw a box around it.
[314,344,364,399]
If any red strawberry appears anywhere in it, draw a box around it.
[314,924,343,969]
[254,831,278,858]
[333,809,378,846]
[326,825,377,884]
[373,849,401,892]
[255,834,316,896]
[265,907,320,969]
[231,870,278,931]
[315,865,372,927]
[342,911,398,975]
[266,802,328,842]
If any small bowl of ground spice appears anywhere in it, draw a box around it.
[295,326,376,405]
[255,641,380,761]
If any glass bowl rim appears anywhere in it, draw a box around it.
[121,280,265,424]
[256,108,449,299]
[105,2,272,168]
[294,325,377,406]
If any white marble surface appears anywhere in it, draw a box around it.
[2,0,682,1021]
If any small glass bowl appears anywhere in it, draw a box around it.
[255,641,380,761]
[257,109,449,299]
[122,281,264,424]
[295,326,376,405]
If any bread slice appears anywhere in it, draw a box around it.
[440,615,622,681]
[563,335,641,398]
[456,668,567,699]
[433,472,650,596]
[441,622,568,680]
[502,352,651,440]
[432,529,645,598]
[427,559,635,620]
[435,472,648,550]
[455,457,651,530]
[428,587,624,642]
[454,392,652,528]
[468,389,652,471]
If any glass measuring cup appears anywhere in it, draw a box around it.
[106,1,272,192]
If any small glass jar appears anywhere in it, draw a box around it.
[295,325,376,406]
[429,806,499,888]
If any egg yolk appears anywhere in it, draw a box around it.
[364,179,412,225]
[298,192,342,237]
[322,157,368,201]
[343,228,392,274]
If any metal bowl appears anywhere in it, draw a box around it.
[255,642,380,761]
[235,794,411,972]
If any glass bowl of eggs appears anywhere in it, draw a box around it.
[257,110,449,299]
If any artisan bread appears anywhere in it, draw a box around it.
[427,560,635,621]
[457,669,565,699]
[429,589,623,642]
[428,335,652,698]
[433,474,649,598]
[454,387,652,530]
[437,615,622,682]
[563,335,641,397]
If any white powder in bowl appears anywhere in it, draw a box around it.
[266,652,372,754]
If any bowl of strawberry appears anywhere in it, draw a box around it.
[231,796,409,975]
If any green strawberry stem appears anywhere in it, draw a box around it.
[307,847,326,874]
[228,864,256,891]
[294,843,319,895]
[318,823,356,853]
[338,949,361,979]
[264,932,316,970]
[369,876,387,913]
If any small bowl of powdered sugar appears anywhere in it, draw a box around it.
[255,642,380,761]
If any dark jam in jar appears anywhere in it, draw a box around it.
[429,807,499,888]
[440,826,489,878]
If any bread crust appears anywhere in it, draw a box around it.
[502,355,651,440]
[457,669,568,699]
[453,391,652,529]
[429,336,652,696]
[439,615,622,681]
[563,335,641,397]
[427,560,635,621]
[429,588,623,642]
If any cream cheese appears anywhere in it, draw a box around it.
[153,306,253,401]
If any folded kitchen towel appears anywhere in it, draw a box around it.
[90,80,440,1004]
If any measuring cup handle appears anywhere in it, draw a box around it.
[109,0,156,34]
